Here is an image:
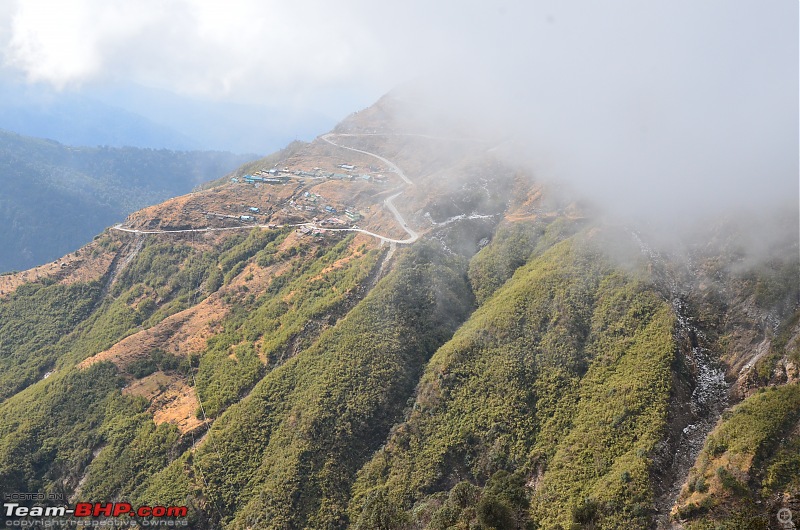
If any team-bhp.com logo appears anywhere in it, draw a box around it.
[4,502,188,527]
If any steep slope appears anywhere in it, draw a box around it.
[348,227,676,530]
[134,242,474,528]
[0,93,796,530]
[673,382,800,529]
[0,226,384,494]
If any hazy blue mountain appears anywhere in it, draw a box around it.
[0,82,198,150]
[0,128,255,271]
[0,81,337,154]
[88,83,339,154]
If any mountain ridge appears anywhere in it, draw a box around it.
[0,94,797,529]
[0,127,256,272]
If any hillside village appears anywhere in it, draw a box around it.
[118,134,414,243]
[224,164,381,228]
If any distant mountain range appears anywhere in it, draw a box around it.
[0,81,337,153]
[0,128,256,271]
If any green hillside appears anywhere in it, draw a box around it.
[349,230,675,530]
[0,213,797,529]
[0,111,796,529]
[675,382,800,529]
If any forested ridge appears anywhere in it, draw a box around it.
[0,115,797,529]
[0,128,254,271]
[0,213,795,529]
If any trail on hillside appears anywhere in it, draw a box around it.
[320,133,418,242]
[112,133,420,245]
[320,133,414,185]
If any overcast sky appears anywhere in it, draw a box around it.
[1,0,797,232]
[3,1,793,114]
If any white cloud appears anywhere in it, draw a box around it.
[0,0,796,231]
[6,0,156,87]
[1,0,393,110]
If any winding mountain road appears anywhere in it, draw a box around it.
[113,221,415,245]
[112,133,419,245]
[320,133,414,186]
[321,133,417,243]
